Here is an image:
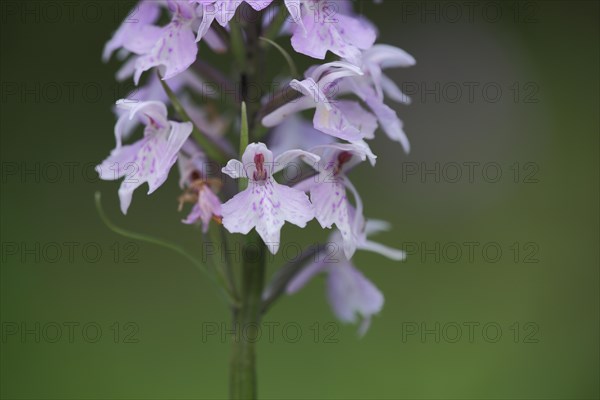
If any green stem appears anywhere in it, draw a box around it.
[229,5,267,399]
[230,232,266,399]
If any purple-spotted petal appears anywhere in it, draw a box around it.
[310,179,355,258]
[96,139,147,182]
[291,10,376,63]
[134,20,198,84]
[221,179,314,254]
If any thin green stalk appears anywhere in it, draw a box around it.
[94,192,237,306]
[259,37,299,78]
[229,5,267,399]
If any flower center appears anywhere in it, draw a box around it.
[334,151,353,175]
[253,153,268,181]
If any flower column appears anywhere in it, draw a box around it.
[230,4,266,399]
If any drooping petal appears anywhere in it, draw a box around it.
[196,4,216,41]
[365,44,416,69]
[134,20,198,84]
[365,96,410,154]
[364,219,391,236]
[96,139,147,182]
[360,240,406,261]
[291,10,376,63]
[380,74,411,105]
[326,262,384,325]
[112,122,190,214]
[123,25,164,55]
[310,179,355,258]
[102,0,161,61]
[148,121,194,193]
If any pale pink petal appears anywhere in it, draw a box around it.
[291,11,375,63]
[96,139,146,181]
[365,44,416,69]
[365,96,410,154]
[148,121,194,193]
[222,180,313,254]
[134,21,198,84]
[313,103,362,142]
[327,263,384,325]
[221,188,257,235]
[261,96,315,127]
[103,0,161,61]
[222,159,246,179]
[310,180,355,258]
[273,149,320,174]
[380,74,411,105]
[360,240,406,261]
[335,101,378,140]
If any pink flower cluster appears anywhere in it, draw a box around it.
[98,0,413,334]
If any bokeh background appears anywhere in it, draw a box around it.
[1,0,599,399]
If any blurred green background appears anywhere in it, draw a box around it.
[1,1,598,399]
